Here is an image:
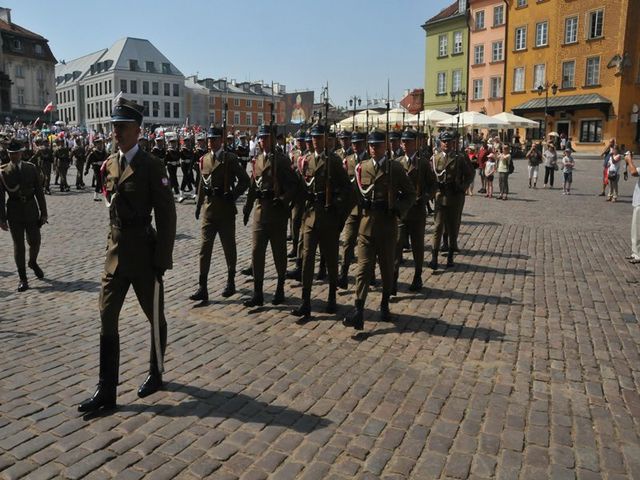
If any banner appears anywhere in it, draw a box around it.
[283,91,314,125]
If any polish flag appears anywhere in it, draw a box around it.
[43,102,55,113]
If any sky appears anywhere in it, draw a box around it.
[6,0,446,107]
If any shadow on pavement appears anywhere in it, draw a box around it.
[33,278,101,293]
[453,262,531,276]
[464,249,530,260]
[118,381,332,433]
[352,315,505,342]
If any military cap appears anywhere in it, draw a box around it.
[155,135,165,142]
[389,130,402,141]
[6,139,25,153]
[351,131,366,143]
[195,132,206,141]
[304,133,312,142]
[207,127,223,138]
[239,132,247,138]
[439,131,455,142]
[401,128,417,141]
[257,124,273,137]
[310,124,326,137]
[294,129,306,140]
[165,132,178,142]
[367,129,386,144]
[93,136,104,143]
[110,95,145,125]
[338,130,352,139]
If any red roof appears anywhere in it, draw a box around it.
[0,19,47,41]
[425,1,463,25]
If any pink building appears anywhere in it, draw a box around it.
[467,0,507,115]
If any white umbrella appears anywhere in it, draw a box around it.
[339,109,381,129]
[406,110,453,127]
[492,112,540,129]
[436,111,510,129]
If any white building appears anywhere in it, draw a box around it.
[55,37,185,132]
[0,7,56,120]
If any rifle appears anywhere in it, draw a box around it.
[386,81,393,213]
[323,83,331,209]
[270,99,278,198]
[222,102,229,195]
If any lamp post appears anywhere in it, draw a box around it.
[450,89,466,152]
[347,96,361,131]
[537,81,558,140]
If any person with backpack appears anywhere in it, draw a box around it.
[497,144,512,200]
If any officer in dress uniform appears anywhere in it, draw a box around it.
[291,124,352,321]
[78,96,176,414]
[429,131,474,270]
[235,132,251,169]
[193,133,207,190]
[343,129,416,330]
[392,128,436,293]
[288,129,307,260]
[85,136,108,201]
[31,137,54,195]
[0,139,48,292]
[242,124,299,307]
[165,133,181,197]
[53,137,71,192]
[335,130,353,160]
[178,136,195,201]
[389,129,404,158]
[189,126,249,303]
[338,130,369,289]
[151,136,167,164]
[137,134,150,153]
[71,137,87,189]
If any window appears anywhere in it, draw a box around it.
[152,101,159,117]
[472,79,483,100]
[173,84,179,97]
[129,60,138,71]
[108,80,112,94]
[209,112,216,124]
[533,64,546,89]
[588,10,604,39]
[35,44,43,55]
[515,27,527,50]
[536,21,548,47]
[39,90,45,106]
[438,34,448,57]
[98,82,102,96]
[130,80,137,94]
[246,99,252,107]
[143,101,150,116]
[234,98,240,107]
[452,70,462,92]
[513,67,524,92]
[15,65,24,78]
[474,44,485,65]
[162,63,171,74]
[565,16,578,44]
[152,82,159,95]
[475,10,485,30]
[580,120,602,143]
[71,90,74,102]
[493,5,504,26]
[12,39,22,50]
[173,102,179,118]
[164,102,171,117]
[164,83,170,96]
[86,85,90,98]
[90,84,94,97]
[120,79,127,93]
[517,0,527,6]
[246,113,252,125]
[437,72,447,94]
[234,112,240,124]
[492,41,503,62]
[143,81,149,95]
[453,31,463,54]
[72,106,76,122]
[490,77,502,98]
[257,113,264,124]
[586,57,600,86]
[146,61,155,72]
[562,61,575,88]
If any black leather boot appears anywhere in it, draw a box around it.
[343,300,364,330]
[28,260,44,279]
[221,271,236,298]
[189,275,208,302]
[243,286,264,307]
[78,335,119,413]
[408,270,423,292]
[325,285,337,313]
[380,294,391,321]
[337,263,349,289]
[138,327,166,398]
[391,270,399,296]
[428,252,438,271]
[286,259,302,281]
[446,251,455,268]
[370,269,377,287]
[272,278,285,305]
[241,265,253,276]
[291,297,311,317]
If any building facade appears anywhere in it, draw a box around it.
[55,37,185,132]
[0,8,56,121]
[422,0,470,113]
[467,0,507,115]
[505,0,640,152]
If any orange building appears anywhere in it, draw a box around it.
[504,0,640,153]
[468,0,507,115]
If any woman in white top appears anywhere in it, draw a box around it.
[607,147,622,202]
[543,143,558,188]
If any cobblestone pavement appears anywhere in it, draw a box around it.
[1,156,639,479]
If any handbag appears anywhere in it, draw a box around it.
[608,172,618,181]
[553,163,558,171]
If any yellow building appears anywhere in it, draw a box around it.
[504,0,640,153]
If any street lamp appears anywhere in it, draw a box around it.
[537,81,558,139]
[450,89,467,152]
[347,95,361,131]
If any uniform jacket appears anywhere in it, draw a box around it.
[0,161,47,224]
[165,148,180,167]
[355,157,416,236]
[102,148,176,276]
[300,150,353,228]
[343,150,369,216]
[72,145,86,166]
[245,150,299,225]
[432,151,475,206]
[151,147,166,164]
[86,148,108,172]
[397,152,436,219]
[196,150,249,221]
[54,146,71,168]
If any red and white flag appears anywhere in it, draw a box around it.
[43,102,54,113]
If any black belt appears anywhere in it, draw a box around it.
[361,199,389,212]
[256,190,275,200]
[9,195,34,204]
[110,216,152,229]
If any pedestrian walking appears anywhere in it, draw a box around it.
[497,145,511,200]
[561,148,575,194]
[484,153,496,198]
[607,147,622,202]
[543,143,558,188]
[526,141,542,188]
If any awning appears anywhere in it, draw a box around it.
[512,93,612,116]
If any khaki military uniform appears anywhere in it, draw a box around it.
[196,149,249,281]
[165,148,180,195]
[86,147,108,194]
[340,150,369,272]
[53,146,71,191]
[72,144,86,188]
[245,150,299,293]
[289,148,308,259]
[394,152,436,277]
[100,147,176,365]
[0,161,47,282]
[31,148,54,193]
[431,151,474,253]
[299,150,352,302]
[354,157,415,303]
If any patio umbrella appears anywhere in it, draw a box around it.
[406,110,453,127]
[492,112,540,129]
[436,111,510,129]
[339,109,381,130]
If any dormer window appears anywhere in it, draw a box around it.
[34,44,43,55]
[129,59,139,71]
[12,39,21,50]
[162,63,171,74]
[146,61,155,72]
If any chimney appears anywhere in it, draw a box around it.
[0,8,11,24]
